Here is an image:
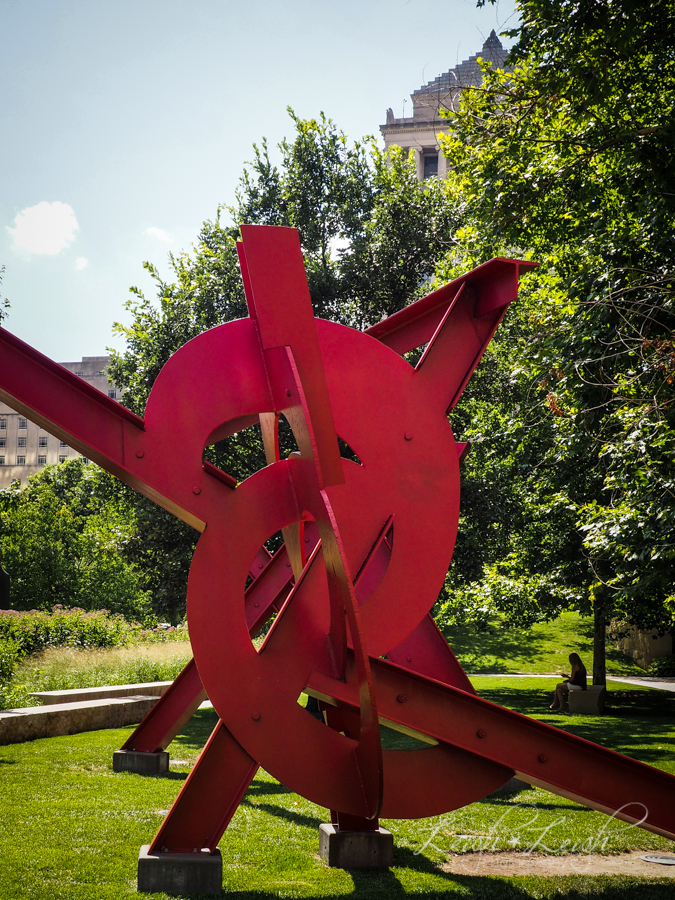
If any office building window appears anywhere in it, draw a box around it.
[17,437,27,448]
[0,457,4,466]
[0,419,6,430]
[38,436,48,448]
[75,371,83,377]
[59,455,68,463]
[18,418,27,429]
[59,441,68,448]
[423,153,438,179]
[38,455,47,465]
[0,439,5,449]
[16,456,25,465]
[82,457,89,464]
[108,389,117,399]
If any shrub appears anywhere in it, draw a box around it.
[648,655,675,678]
[0,606,137,656]
[0,638,19,681]
[136,623,190,643]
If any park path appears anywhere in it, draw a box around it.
[468,673,675,693]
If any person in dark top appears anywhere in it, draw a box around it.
[550,652,587,710]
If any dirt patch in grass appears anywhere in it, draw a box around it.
[443,849,675,877]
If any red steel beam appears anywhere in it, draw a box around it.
[149,721,259,854]
[365,258,538,356]
[0,327,211,531]
[308,657,675,839]
[386,613,475,694]
[122,658,207,753]
[123,543,297,753]
[0,328,141,475]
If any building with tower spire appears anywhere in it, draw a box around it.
[379,30,507,179]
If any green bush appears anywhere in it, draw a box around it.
[0,638,19,681]
[0,461,152,621]
[648,655,675,677]
[0,606,136,657]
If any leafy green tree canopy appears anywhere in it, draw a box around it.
[434,0,675,680]
[0,460,151,622]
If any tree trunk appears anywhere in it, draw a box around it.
[593,600,607,687]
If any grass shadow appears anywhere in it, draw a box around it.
[172,708,220,752]
[245,778,293,798]
[240,797,323,829]
[441,616,594,674]
[442,611,647,679]
[152,770,189,781]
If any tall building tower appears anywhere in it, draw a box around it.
[0,355,119,489]
[379,30,507,179]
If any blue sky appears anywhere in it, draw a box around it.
[1,0,517,362]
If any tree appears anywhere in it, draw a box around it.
[231,109,458,328]
[436,0,675,682]
[0,460,151,620]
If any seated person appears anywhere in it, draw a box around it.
[550,652,587,710]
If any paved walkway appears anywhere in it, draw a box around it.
[467,673,675,693]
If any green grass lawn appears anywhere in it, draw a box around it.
[1,677,675,899]
[444,611,647,677]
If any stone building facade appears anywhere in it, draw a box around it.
[379,30,507,179]
[0,356,119,489]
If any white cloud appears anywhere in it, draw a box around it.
[6,201,79,255]
[145,226,173,242]
[75,257,88,270]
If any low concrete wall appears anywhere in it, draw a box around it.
[31,681,173,705]
[0,695,160,745]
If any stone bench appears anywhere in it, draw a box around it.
[568,685,606,715]
[30,681,172,705]
[0,695,160,745]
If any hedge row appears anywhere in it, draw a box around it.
[0,606,137,659]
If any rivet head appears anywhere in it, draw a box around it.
[258,563,264,569]
[135,450,144,459]
[477,729,486,739]
[286,561,291,567]
[538,754,547,763]
[252,712,261,722]
[286,389,292,398]
[192,486,201,495]
[254,602,260,608]
[397,693,407,704]
[406,656,412,663]
[404,432,413,441]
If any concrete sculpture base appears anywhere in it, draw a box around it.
[113,749,169,776]
[138,845,222,894]
[319,823,394,868]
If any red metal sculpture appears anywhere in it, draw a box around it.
[1,226,674,890]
